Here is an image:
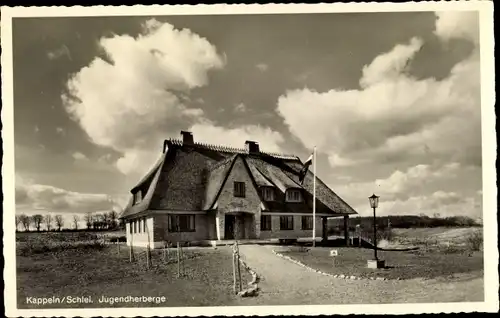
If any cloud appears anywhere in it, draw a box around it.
[62,19,224,176]
[360,37,423,88]
[434,11,479,44]
[15,176,122,214]
[47,44,72,61]
[351,191,481,219]
[234,102,247,113]
[335,162,462,203]
[256,63,269,72]
[190,122,284,153]
[276,12,480,169]
[56,127,65,135]
[63,19,283,180]
[72,152,88,161]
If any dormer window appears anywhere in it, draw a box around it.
[261,187,275,201]
[286,189,302,202]
[234,182,246,198]
[133,190,142,205]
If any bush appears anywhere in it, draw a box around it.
[465,230,483,251]
[17,234,106,256]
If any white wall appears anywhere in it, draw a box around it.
[126,217,154,248]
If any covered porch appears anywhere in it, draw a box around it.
[215,211,257,241]
[321,214,352,246]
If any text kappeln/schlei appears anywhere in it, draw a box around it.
[25,295,167,305]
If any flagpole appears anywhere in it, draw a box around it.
[312,146,317,247]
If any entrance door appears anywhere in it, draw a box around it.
[224,215,235,240]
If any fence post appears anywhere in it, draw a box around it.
[232,243,237,294]
[162,241,166,262]
[177,242,181,278]
[167,242,171,261]
[236,241,242,292]
[129,244,135,263]
[180,243,185,276]
[146,243,152,269]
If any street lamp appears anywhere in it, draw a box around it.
[367,194,385,269]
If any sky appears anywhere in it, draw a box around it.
[12,11,483,222]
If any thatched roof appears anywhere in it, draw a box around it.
[121,139,358,218]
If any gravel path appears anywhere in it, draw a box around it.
[234,245,483,305]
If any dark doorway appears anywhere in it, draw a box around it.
[224,215,236,239]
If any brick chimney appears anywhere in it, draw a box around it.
[245,140,260,154]
[180,131,194,145]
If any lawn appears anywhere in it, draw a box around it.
[16,235,250,309]
[278,246,483,280]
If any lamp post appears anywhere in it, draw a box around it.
[367,194,385,269]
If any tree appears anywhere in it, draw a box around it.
[32,214,44,232]
[20,214,31,232]
[84,212,93,230]
[55,215,64,231]
[102,213,110,229]
[45,214,53,231]
[119,217,126,230]
[73,215,80,230]
[15,215,21,232]
[108,210,118,229]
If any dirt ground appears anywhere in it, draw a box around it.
[16,240,484,308]
[233,245,484,305]
[17,245,250,308]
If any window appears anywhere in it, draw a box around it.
[129,221,132,234]
[138,219,142,233]
[133,190,142,205]
[168,215,196,232]
[261,187,275,201]
[133,220,136,234]
[301,216,313,230]
[143,217,147,232]
[280,216,294,230]
[234,182,246,198]
[286,189,302,202]
[261,215,272,231]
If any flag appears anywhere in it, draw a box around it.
[298,153,313,185]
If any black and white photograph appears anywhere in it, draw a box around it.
[1,2,497,317]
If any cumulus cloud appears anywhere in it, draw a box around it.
[333,162,482,218]
[434,11,479,44]
[276,12,480,170]
[336,163,462,202]
[352,191,482,219]
[360,37,423,88]
[15,176,123,214]
[256,63,269,72]
[47,44,72,61]
[63,19,283,180]
[234,102,247,113]
[190,122,284,153]
[72,152,88,161]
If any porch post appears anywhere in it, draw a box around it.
[322,217,328,242]
[344,215,350,246]
[216,213,224,241]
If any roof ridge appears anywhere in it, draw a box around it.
[167,138,299,160]
[209,154,238,171]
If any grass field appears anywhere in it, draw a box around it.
[16,233,250,308]
[280,247,483,280]
[281,226,484,281]
[391,227,483,246]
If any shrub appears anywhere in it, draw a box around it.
[17,235,106,256]
[465,230,483,251]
